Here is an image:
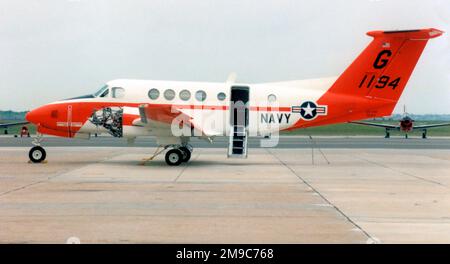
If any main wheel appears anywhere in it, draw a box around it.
[179,146,191,162]
[29,146,46,163]
[165,149,183,166]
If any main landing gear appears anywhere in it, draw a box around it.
[385,129,390,139]
[29,133,47,163]
[385,128,428,139]
[422,129,427,139]
[164,145,193,166]
[142,144,193,166]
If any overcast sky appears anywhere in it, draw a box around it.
[0,0,449,113]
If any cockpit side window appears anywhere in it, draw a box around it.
[112,87,125,99]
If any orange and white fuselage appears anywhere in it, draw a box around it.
[26,77,337,142]
[25,28,443,162]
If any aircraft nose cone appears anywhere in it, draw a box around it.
[25,110,36,124]
[26,107,44,125]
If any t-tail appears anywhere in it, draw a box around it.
[294,28,444,128]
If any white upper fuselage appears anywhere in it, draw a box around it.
[49,77,336,138]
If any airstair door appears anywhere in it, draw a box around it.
[228,86,249,158]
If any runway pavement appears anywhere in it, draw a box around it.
[1,135,450,149]
[0,145,450,243]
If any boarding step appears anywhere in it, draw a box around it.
[228,126,248,158]
[233,126,246,137]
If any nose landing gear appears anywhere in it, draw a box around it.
[28,133,47,163]
[29,146,46,163]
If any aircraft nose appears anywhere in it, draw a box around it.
[25,109,36,124]
[26,107,45,125]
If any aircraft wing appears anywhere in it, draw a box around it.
[349,121,399,130]
[0,121,29,128]
[132,104,179,129]
[413,123,450,129]
[133,104,218,137]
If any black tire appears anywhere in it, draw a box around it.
[29,146,46,163]
[165,149,183,166]
[179,146,191,162]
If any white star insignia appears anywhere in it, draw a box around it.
[303,103,315,117]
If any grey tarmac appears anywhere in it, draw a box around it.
[1,135,450,149]
[0,141,449,243]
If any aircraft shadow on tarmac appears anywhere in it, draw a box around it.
[97,159,283,167]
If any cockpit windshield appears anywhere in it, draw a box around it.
[93,85,109,97]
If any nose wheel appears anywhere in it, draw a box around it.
[28,133,46,163]
[29,146,46,163]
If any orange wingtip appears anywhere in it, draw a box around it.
[367,28,444,39]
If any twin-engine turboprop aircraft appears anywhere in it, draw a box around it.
[25,28,443,165]
[351,106,450,139]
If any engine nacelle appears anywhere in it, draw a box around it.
[89,106,148,138]
[89,107,123,137]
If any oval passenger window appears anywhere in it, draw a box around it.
[148,88,160,100]
[195,90,207,102]
[179,90,191,101]
[164,89,175,100]
[217,92,226,101]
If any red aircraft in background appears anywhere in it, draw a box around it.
[351,107,450,139]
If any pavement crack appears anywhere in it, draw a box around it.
[266,149,375,242]
[351,153,446,188]
[173,152,199,183]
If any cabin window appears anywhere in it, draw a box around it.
[179,90,191,101]
[195,90,207,102]
[268,94,277,102]
[148,88,160,100]
[111,87,125,99]
[217,92,226,101]
[164,89,175,100]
